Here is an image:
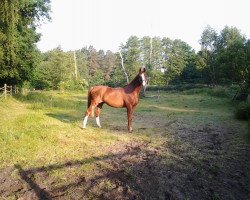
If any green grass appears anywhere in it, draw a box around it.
[0,89,248,178]
[0,91,134,169]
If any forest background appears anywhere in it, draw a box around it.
[0,0,249,92]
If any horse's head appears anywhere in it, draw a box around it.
[139,67,147,86]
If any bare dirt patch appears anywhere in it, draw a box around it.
[1,122,249,200]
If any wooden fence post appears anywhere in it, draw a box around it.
[4,83,7,99]
[10,86,12,95]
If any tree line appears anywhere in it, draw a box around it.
[0,0,249,91]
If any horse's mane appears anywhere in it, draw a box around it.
[123,74,142,93]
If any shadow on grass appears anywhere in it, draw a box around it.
[13,146,165,199]
[5,91,249,199]
[46,108,130,133]
[15,164,53,200]
[46,113,80,123]
[7,123,250,200]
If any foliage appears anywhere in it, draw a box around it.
[197,26,249,86]
[28,28,250,90]
[32,47,73,90]
[235,101,250,120]
[147,70,165,86]
[163,39,195,83]
[59,79,88,91]
[120,36,141,80]
[1,9,249,92]
[146,84,210,92]
[0,0,51,85]
[106,66,127,87]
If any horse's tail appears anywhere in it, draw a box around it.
[87,87,95,117]
[87,87,92,108]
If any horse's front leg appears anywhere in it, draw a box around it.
[82,102,97,129]
[127,106,134,133]
[95,102,104,128]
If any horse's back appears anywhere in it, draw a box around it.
[90,86,125,107]
[89,85,109,99]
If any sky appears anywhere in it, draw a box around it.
[37,0,250,53]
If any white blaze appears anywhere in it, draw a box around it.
[141,73,146,86]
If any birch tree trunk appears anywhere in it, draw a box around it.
[74,51,78,79]
[119,51,129,84]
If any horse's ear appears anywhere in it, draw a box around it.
[139,67,146,73]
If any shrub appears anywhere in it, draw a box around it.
[22,81,32,90]
[59,79,88,91]
[146,84,209,92]
[235,101,250,120]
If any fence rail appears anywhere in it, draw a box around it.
[0,84,19,100]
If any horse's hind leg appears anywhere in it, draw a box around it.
[82,102,98,129]
[82,110,90,128]
[95,102,104,128]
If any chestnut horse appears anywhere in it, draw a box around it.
[82,67,147,132]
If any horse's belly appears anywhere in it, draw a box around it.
[103,95,125,108]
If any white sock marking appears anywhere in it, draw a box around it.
[96,116,101,128]
[82,116,88,128]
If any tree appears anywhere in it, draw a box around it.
[197,25,249,85]
[76,48,88,81]
[32,47,73,89]
[140,36,151,67]
[197,26,217,84]
[103,50,117,82]
[178,51,199,83]
[0,0,51,85]
[215,26,247,83]
[151,37,164,71]
[109,58,128,87]
[141,36,165,85]
[162,38,194,84]
[120,36,141,80]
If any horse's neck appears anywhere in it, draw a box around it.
[124,76,142,95]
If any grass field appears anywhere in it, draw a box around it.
[0,89,249,199]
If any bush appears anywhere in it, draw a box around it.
[146,84,210,92]
[235,102,250,120]
[59,79,88,91]
[22,81,32,90]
